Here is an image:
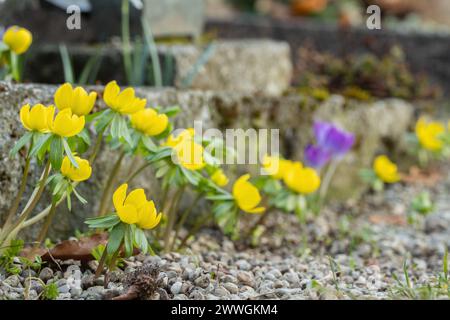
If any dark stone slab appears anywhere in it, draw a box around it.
[205,16,450,94]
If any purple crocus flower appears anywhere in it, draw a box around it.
[304,144,331,169]
[313,121,355,158]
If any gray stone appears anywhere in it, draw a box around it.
[194,275,210,289]
[39,267,54,282]
[4,275,21,287]
[237,271,254,287]
[143,0,204,39]
[223,282,238,294]
[170,281,183,295]
[58,285,70,294]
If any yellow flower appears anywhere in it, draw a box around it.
[164,128,195,148]
[61,156,92,182]
[373,155,400,183]
[103,81,146,115]
[415,118,445,152]
[174,139,206,171]
[2,26,32,54]
[54,83,97,116]
[211,169,229,187]
[113,184,162,229]
[130,108,169,136]
[262,155,293,180]
[50,109,85,137]
[20,104,55,133]
[284,162,321,194]
[232,174,265,214]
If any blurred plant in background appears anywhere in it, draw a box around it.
[0,25,32,81]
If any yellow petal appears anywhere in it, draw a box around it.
[54,83,73,111]
[117,204,139,224]
[103,81,120,108]
[137,201,162,229]
[113,184,128,212]
[3,26,33,54]
[124,188,147,210]
[20,104,32,131]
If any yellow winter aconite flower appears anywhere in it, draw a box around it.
[164,128,196,148]
[415,118,445,152]
[232,174,265,214]
[113,184,162,229]
[284,162,321,194]
[20,104,55,133]
[54,83,97,116]
[373,155,400,184]
[103,81,146,115]
[262,155,293,180]
[211,169,229,187]
[130,108,169,136]
[61,156,92,182]
[2,26,32,54]
[174,139,206,171]
[50,109,85,137]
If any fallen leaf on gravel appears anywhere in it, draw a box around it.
[369,214,407,226]
[41,233,108,262]
[401,166,442,186]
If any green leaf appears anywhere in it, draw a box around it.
[50,136,64,170]
[180,167,199,186]
[95,109,114,133]
[110,114,121,139]
[72,187,88,204]
[206,194,234,201]
[146,147,173,163]
[107,223,126,255]
[141,135,158,152]
[29,133,52,158]
[160,105,181,118]
[59,44,74,84]
[10,132,33,157]
[155,164,170,179]
[134,228,148,254]
[77,128,91,146]
[118,116,133,146]
[85,214,121,229]
[124,225,134,257]
[62,138,79,168]
[85,110,103,123]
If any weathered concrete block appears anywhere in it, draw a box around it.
[0,82,414,240]
[24,40,293,96]
[160,40,293,96]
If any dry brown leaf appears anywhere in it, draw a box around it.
[369,214,407,226]
[401,166,442,187]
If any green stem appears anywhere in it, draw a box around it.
[124,162,150,184]
[318,159,339,207]
[2,142,33,234]
[0,161,51,246]
[33,199,57,249]
[97,151,125,217]
[89,131,104,163]
[121,0,132,84]
[95,246,109,278]
[163,187,184,252]
[170,193,202,251]
[10,52,20,82]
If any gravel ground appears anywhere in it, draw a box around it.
[1,164,449,300]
